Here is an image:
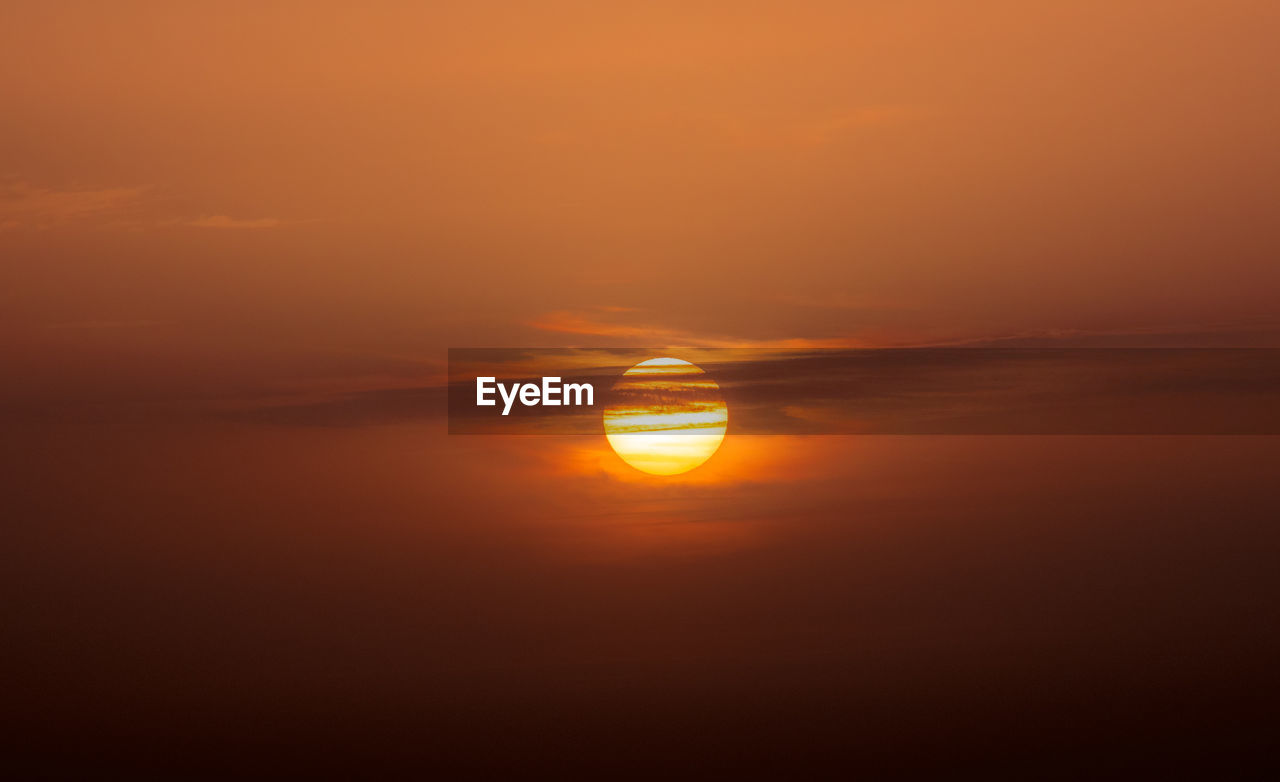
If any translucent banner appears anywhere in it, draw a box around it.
[447,348,1280,435]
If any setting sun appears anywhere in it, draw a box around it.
[603,357,728,475]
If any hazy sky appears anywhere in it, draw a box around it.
[4,1,1280,403]
[4,2,1279,773]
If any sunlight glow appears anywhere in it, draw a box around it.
[603,358,728,475]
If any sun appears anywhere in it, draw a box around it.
[603,357,728,475]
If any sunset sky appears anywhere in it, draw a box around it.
[4,1,1279,775]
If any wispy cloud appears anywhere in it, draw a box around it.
[529,308,864,349]
[532,304,1280,352]
[179,215,285,229]
[0,181,299,232]
[918,321,1280,349]
[442,347,1280,436]
[0,181,145,230]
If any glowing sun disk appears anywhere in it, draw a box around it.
[603,357,728,475]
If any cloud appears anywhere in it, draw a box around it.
[224,386,446,428]
[180,215,284,229]
[922,321,1280,348]
[530,310,676,340]
[216,344,1280,436]
[0,181,302,233]
[0,181,145,230]
[528,308,864,349]
[0,182,293,233]
[789,105,927,147]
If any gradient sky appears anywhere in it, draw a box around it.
[4,1,1279,774]
[4,2,1280,382]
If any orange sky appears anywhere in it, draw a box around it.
[4,2,1280,774]
[4,1,1280,405]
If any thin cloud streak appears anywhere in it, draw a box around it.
[529,308,867,349]
[179,215,286,229]
[0,181,145,230]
